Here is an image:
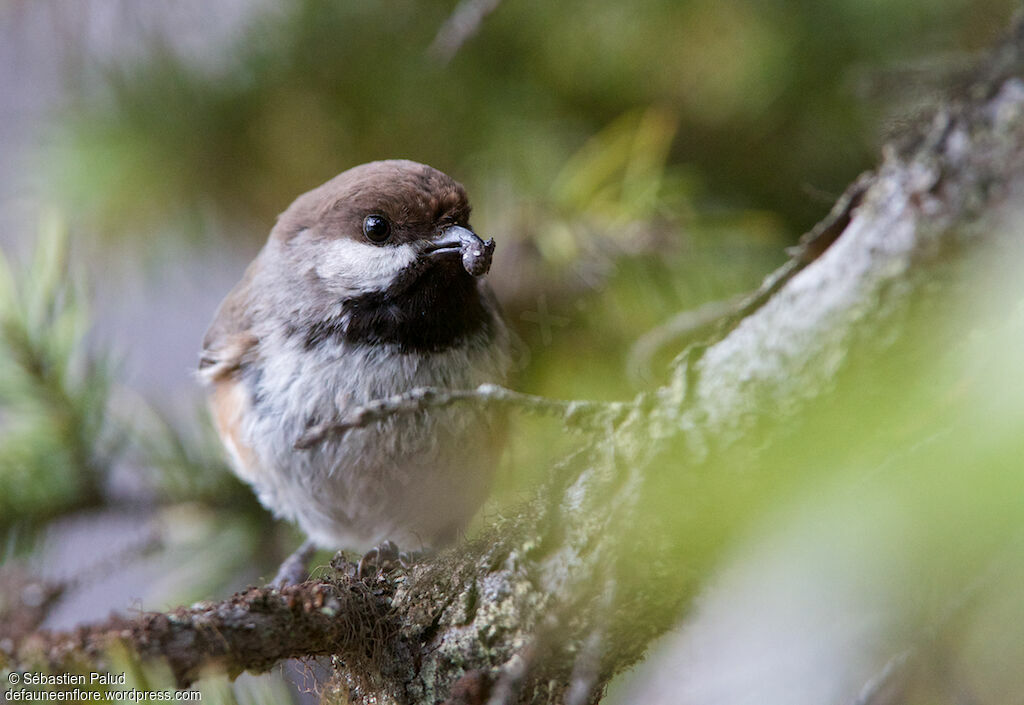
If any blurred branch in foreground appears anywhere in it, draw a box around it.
[9,13,1024,705]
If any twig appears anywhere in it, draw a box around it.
[645,174,872,387]
[295,384,627,449]
[428,0,504,63]
[709,173,871,341]
[627,296,742,385]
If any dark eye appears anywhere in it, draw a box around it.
[362,214,391,243]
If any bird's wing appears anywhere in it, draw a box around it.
[198,260,260,384]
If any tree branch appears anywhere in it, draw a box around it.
[11,579,394,689]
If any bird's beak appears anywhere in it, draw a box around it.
[424,225,495,277]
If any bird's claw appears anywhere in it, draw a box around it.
[357,540,423,578]
[271,539,317,588]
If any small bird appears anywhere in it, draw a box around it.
[199,160,512,579]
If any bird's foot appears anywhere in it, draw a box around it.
[270,539,318,587]
[357,540,426,578]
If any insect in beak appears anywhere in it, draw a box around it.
[425,225,495,276]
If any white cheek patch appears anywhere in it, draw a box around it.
[315,238,417,294]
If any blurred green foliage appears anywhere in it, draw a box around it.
[0,215,117,525]
[58,0,1015,239]
[0,220,272,581]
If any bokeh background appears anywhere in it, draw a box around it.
[1,0,1023,702]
